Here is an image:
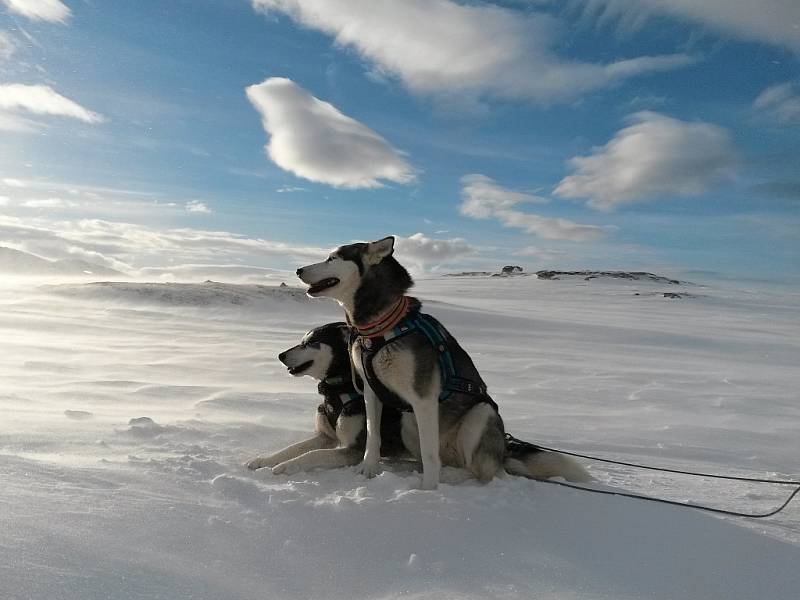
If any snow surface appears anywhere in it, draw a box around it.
[1,276,799,600]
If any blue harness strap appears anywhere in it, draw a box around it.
[357,307,492,410]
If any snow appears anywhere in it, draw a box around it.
[1,275,799,600]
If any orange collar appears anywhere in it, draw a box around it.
[351,296,410,339]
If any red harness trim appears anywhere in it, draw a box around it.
[352,296,410,339]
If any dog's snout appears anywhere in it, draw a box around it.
[278,350,288,363]
[296,267,304,278]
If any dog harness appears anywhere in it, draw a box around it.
[350,296,496,412]
[316,374,405,455]
[317,375,365,429]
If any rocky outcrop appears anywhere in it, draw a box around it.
[536,270,683,285]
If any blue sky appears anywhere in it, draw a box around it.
[0,0,798,282]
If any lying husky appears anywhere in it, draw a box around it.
[295,237,588,489]
[245,322,405,474]
[247,322,588,483]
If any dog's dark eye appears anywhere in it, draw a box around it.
[325,256,336,262]
[307,341,321,349]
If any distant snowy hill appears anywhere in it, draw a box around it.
[0,246,125,278]
[45,280,313,308]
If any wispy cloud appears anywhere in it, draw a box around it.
[0,111,41,132]
[565,0,800,53]
[1,178,27,188]
[245,77,415,189]
[1,0,71,23]
[252,0,693,105]
[22,197,78,209]
[753,82,800,124]
[185,200,212,214]
[513,246,567,263]
[0,84,104,125]
[460,175,608,242]
[0,32,16,60]
[460,174,549,219]
[555,112,737,211]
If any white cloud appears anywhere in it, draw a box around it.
[0,195,9,206]
[753,82,800,124]
[394,232,473,269]
[554,112,737,211]
[252,0,693,105]
[460,175,607,242]
[185,200,212,214]
[1,0,71,23]
[566,0,800,53]
[0,84,104,124]
[245,77,414,188]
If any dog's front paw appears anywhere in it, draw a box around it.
[419,477,439,490]
[246,456,278,471]
[271,460,299,476]
[355,460,382,479]
[419,473,439,490]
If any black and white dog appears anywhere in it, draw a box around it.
[294,237,588,489]
[247,321,589,483]
[246,322,405,474]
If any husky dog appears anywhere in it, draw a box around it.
[247,321,589,483]
[296,237,588,489]
[246,322,405,475]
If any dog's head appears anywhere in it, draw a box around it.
[277,322,351,382]
[295,236,412,309]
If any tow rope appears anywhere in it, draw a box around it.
[506,435,800,519]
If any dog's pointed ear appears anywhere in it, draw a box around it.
[365,236,395,265]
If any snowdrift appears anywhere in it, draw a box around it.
[1,276,798,599]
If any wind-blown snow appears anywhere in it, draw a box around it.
[1,276,798,599]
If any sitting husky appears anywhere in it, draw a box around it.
[246,322,405,474]
[247,321,589,483]
[295,237,588,489]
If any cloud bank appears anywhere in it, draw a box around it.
[1,0,71,23]
[245,77,414,189]
[252,0,693,104]
[460,175,607,242]
[555,112,736,210]
[0,215,329,275]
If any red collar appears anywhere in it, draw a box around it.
[351,296,410,339]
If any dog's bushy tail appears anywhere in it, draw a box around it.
[504,434,591,483]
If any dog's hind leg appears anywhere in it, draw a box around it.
[246,434,335,470]
[457,403,504,483]
[272,447,363,475]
